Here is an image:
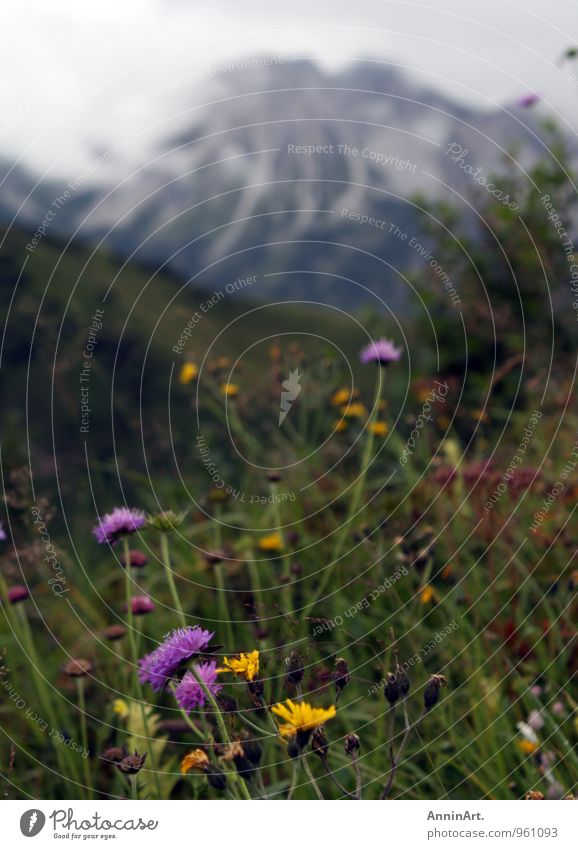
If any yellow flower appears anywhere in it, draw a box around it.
[330,388,358,407]
[180,749,209,774]
[271,699,336,738]
[340,402,367,419]
[334,419,349,433]
[420,585,435,604]
[258,533,283,552]
[518,739,539,755]
[178,362,198,384]
[218,650,260,682]
[368,421,389,437]
[112,699,129,719]
[221,382,239,397]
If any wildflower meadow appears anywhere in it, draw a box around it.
[1,5,578,817]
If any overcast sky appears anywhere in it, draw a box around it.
[2,0,578,176]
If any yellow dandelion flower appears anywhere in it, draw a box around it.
[518,739,539,755]
[112,699,129,719]
[178,362,198,384]
[180,748,209,774]
[334,419,349,433]
[368,421,389,437]
[271,699,336,738]
[340,402,368,419]
[258,533,283,552]
[420,585,435,604]
[218,650,260,682]
[221,382,239,397]
[330,388,358,407]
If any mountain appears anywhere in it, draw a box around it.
[0,59,555,310]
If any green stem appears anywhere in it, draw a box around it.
[215,565,234,651]
[122,539,162,798]
[160,534,186,627]
[287,757,301,799]
[188,665,252,800]
[76,678,92,797]
[169,682,205,741]
[303,369,384,619]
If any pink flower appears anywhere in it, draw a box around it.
[360,338,402,366]
[93,507,146,545]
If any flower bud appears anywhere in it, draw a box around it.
[117,751,147,774]
[216,692,238,713]
[423,674,447,711]
[146,510,186,532]
[240,732,262,766]
[102,625,126,641]
[63,658,93,678]
[285,651,305,686]
[383,672,400,705]
[311,727,329,761]
[207,766,227,791]
[334,657,350,700]
[248,677,265,702]
[344,733,360,756]
[525,790,544,800]
[396,665,410,697]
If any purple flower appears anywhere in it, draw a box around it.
[173,662,222,712]
[360,338,402,366]
[127,596,155,616]
[138,625,214,691]
[93,507,146,545]
[0,521,6,541]
[518,92,539,109]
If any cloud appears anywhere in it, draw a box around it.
[1,0,577,176]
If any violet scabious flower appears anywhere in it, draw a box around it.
[518,92,539,108]
[173,662,222,712]
[138,625,214,691]
[92,507,146,545]
[360,338,402,366]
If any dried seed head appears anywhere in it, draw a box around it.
[267,470,282,482]
[285,651,305,686]
[117,751,147,774]
[334,657,350,699]
[311,727,329,761]
[423,674,448,711]
[525,790,545,800]
[344,733,361,756]
[383,672,400,705]
[63,658,93,678]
